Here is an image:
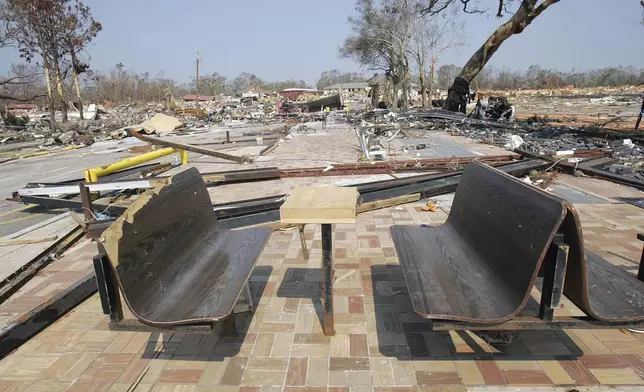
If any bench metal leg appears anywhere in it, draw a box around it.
[223,314,236,337]
[321,223,335,336]
[93,253,123,323]
[298,225,309,259]
[244,283,254,313]
[637,233,644,283]
[539,234,568,321]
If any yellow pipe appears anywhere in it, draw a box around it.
[20,151,49,159]
[179,149,189,165]
[85,147,178,183]
[63,145,86,151]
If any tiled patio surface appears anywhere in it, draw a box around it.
[0,191,643,391]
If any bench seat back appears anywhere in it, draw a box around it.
[100,167,271,326]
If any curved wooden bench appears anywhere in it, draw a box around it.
[391,161,644,325]
[560,209,644,322]
[99,167,272,327]
[391,161,566,324]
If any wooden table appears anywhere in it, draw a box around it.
[280,187,358,336]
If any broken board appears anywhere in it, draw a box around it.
[280,187,358,224]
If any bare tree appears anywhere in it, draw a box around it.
[0,1,46,124]
[419,1,562,111]
[3,0,100,126]
[340,0,419,111]
[0,63,44,100]
[61,1,101,119]
[408,4,464,108]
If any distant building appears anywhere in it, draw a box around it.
[323,82,369,93]
[6,103,37,111]
[242,88,275,99]
[279,88,320,100]
[183,95,215,102]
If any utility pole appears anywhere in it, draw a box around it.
[195,47,202,108]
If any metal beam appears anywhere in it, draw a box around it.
[431,316,644,331]
[360,159,548,203]
[14,195,128,216]
[0,272,97,358]
[128,129,249,163]
[17,181,154,197]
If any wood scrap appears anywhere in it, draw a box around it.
[357,194,421,213]
[0,236,58,247]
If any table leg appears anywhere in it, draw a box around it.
[321,223,335,336]
[299,224,309,259]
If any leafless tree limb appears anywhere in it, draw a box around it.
[0,71,41,85]
[421,0,485,15]
[0,92,44,101]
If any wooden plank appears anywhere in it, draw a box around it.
[99,167,272,326]
[0,236,58,247]
[280,187,358,224]
[390,161,566,323]
[201,168,281,185]
[357,194,420,213]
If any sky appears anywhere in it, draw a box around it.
[1,0,642,85]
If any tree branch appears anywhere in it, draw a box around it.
[0,92,45,101]
[528,0,560,20]
[0,73,42,85]
[420,0,451,15]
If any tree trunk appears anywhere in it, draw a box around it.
[54,67,67,123]
[37,30,57,131]
[442,0,560,113]
[391,83,399,111]
[420,65,427,110]
[370,84,379,109]
[73,70,84,120]
[459,0,560,82]
[43,66,57,131]
[0,104,6,125]
[50,52,68,123]
[401,73,410,112]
